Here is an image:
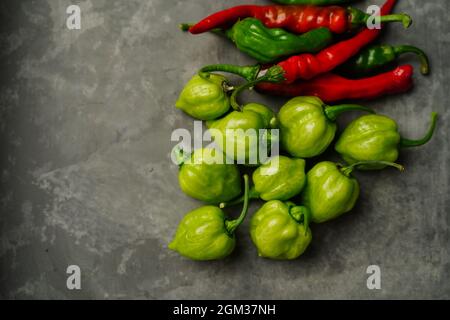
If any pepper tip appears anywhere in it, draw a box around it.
[402,15,413,29]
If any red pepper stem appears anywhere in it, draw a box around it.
[225,174,250,235]
[400,112,438,148]
[324,104,374,122]
[349,7,412,29]
[220,186,259,209]
[230,66,286,110]
[340,161,405,176]
[393,45,430,75]
[199,64,261,82]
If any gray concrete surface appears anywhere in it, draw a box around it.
[0,0,449,300]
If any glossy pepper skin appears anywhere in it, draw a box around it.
[250,201,312,260]
[226,20,332,63]
[253,156,306,201]
[335,113,438,170]
[340,44,429,76]
[302,162,360,223]
[178,148,241,204]
[169,175,250,261]
[278,96,373,158]
[176,74,230,120]
[302,161,404,223]
[221,20,332,63]
[256,65,414,103]
[207,103,278,165]
[220,156,306,208]
[186,1,409,35]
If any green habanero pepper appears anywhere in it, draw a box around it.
[177,148,241,204]
[302,161,404,223]
[220,156,306,208]
[220,20,332,63]
[250,200,312,260]
[208,102,278,165]
[207,77,280,165]
[335,113,438,170]
[169,175,250,261]
[278,96,374,158]
[340,44,430,76]
[271,0,356,4]
[175,73,231,120]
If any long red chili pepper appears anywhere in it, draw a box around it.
[256,65,414,103]
[187,3,410,35]
[271,0,401,83]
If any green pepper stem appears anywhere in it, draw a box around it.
[225,174,250,235]
[220,186,260,209]
[230,66,286,111]
[172,146,189,167]
[349,7,412,29]
[289,205,311,235]
[179,23,193,32]
[324,104,374,122]
[340,161,405,176]
[393,45,430,75]
[199,64,261,83]
[400,112,438,148]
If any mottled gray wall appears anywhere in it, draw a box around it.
[0,0,449,299]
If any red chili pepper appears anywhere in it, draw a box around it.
[272,0,402,83]
[256,65,414,103]
[187,3,410,35]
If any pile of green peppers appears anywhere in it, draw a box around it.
[171,66,438,260]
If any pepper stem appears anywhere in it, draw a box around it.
[172,146,190,167]
[393,45,430,75]
[324,104,374,122]
[179,23,193,32]
[400,112,438,148]
[230,66,286,110]
[225,174,250,235]
[340,161,405,176]
[289,205,311,235]
[199,64,261,82]
[220,186,260,209]
[349,7,412,29]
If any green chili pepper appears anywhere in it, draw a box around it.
[169,175,250,261]
[302,161,404,223]
[271,0,356,4]
[220,156,306,208]
[177,148,241,204]
[341,44,430,76]
[221,20,332,63]
[175,73,231,120]
[250,200,312,260]
[278,96,374,158]
[335,113,438,170]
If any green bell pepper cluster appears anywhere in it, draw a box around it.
[172,79,438,261]
[172,45,438,261]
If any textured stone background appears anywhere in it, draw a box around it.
[0,0,449,299]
